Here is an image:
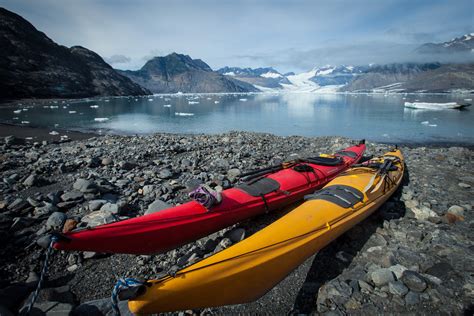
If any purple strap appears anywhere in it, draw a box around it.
[189,185,219,208]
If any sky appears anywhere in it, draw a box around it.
[1,0,473,72]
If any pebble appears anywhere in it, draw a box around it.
[388,281,409,297]
[45,212,67,231]
[458,182,471,189]
[145,199,171,215]
[370,268,395,287]
[447,205,465,217]
[401,270,427,292]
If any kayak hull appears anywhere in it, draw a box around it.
[53,144,365,255]
[128,150,404,313]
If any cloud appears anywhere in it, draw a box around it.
[2,0,473,72]
[104,54,131,64]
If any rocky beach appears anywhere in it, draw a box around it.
[0,130,472,315]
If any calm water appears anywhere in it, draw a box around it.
[1,93,473,143]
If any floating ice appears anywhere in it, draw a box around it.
[90,105,99,108]
[13,110,21,114]
[49,131,59,135]
[12,117,19,120]
[94,118,109,122]
[465,98,472,101]
[421,121,429,125]
[50,105,59,109]
[69,111,77,114]
[239,98,248,102]
[148,98,153,101]
[428,124,437,127]
[214,101,220,104]
[104,100,110,102]
[21,121,30,124]
[175,112,194,116]
[188,101,199,105]
[163,104,171,108]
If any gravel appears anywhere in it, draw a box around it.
[0,131,472,315]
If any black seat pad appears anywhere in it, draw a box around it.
[305,156,343,166]
[237,178,280,197]
[305,185,363,208]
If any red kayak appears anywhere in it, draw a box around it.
[54,142,365,255]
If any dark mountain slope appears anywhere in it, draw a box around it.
[0,7,149,99]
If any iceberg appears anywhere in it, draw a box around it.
[163,104,171,108]
[188,101,199,105]
[90,105,99,108]
[13,109,21,114]
[94,118,109,122]
[69,110,77,114]
[404,102,470,110]
[175,112,194,116]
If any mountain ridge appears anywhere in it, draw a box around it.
[0,7,149,99]
[120,54,258,93]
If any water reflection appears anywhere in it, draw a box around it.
[0,93,472,143]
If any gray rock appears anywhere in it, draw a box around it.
[24,301,74,316]
[73,178,98,193]
[74,298,132,316]
[60,191,83,202]
[370,268,395,287]
[203,238,218,253]
[388,281,409,296]
[8,198,28,211]
[100,202,126,215]
[226,228,246,243]
[37,235,52,248]
[101,157,113,166]
[89,200,106,212]
[145,200,171,215]
[227,168,241,181]
[83,251,98,259]
[34,203,58,217]
[22,174,38,187]
[401,270,427,292]
[142,185,155,196]
[45,212,67,231]
[458,182,471,189]
[404,291,420,305]
[119,161,137,170]
[447,205,465,217]
[81,210,116,227]
[388,264,408,279]
[158,168,173,179]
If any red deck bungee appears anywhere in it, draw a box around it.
[53,143,365,255]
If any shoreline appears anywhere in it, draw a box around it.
[1,122,473,149]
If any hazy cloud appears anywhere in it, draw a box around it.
[2,0,473,72]
[104,54,131,64]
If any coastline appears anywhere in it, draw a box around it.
[0,131,472,314]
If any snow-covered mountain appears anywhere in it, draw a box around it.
[416,33,474,54]
[216,67,290,89]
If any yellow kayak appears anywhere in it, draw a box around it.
[128,149,404,314]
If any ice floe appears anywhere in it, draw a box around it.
[13,110,22,114]
[69,111,77,114]
[175,112,194,116]
[188,101,199,105]
[94,118,109,122]
[90,105,99,108]
[163,104,171,108]
[49,131,59,135]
